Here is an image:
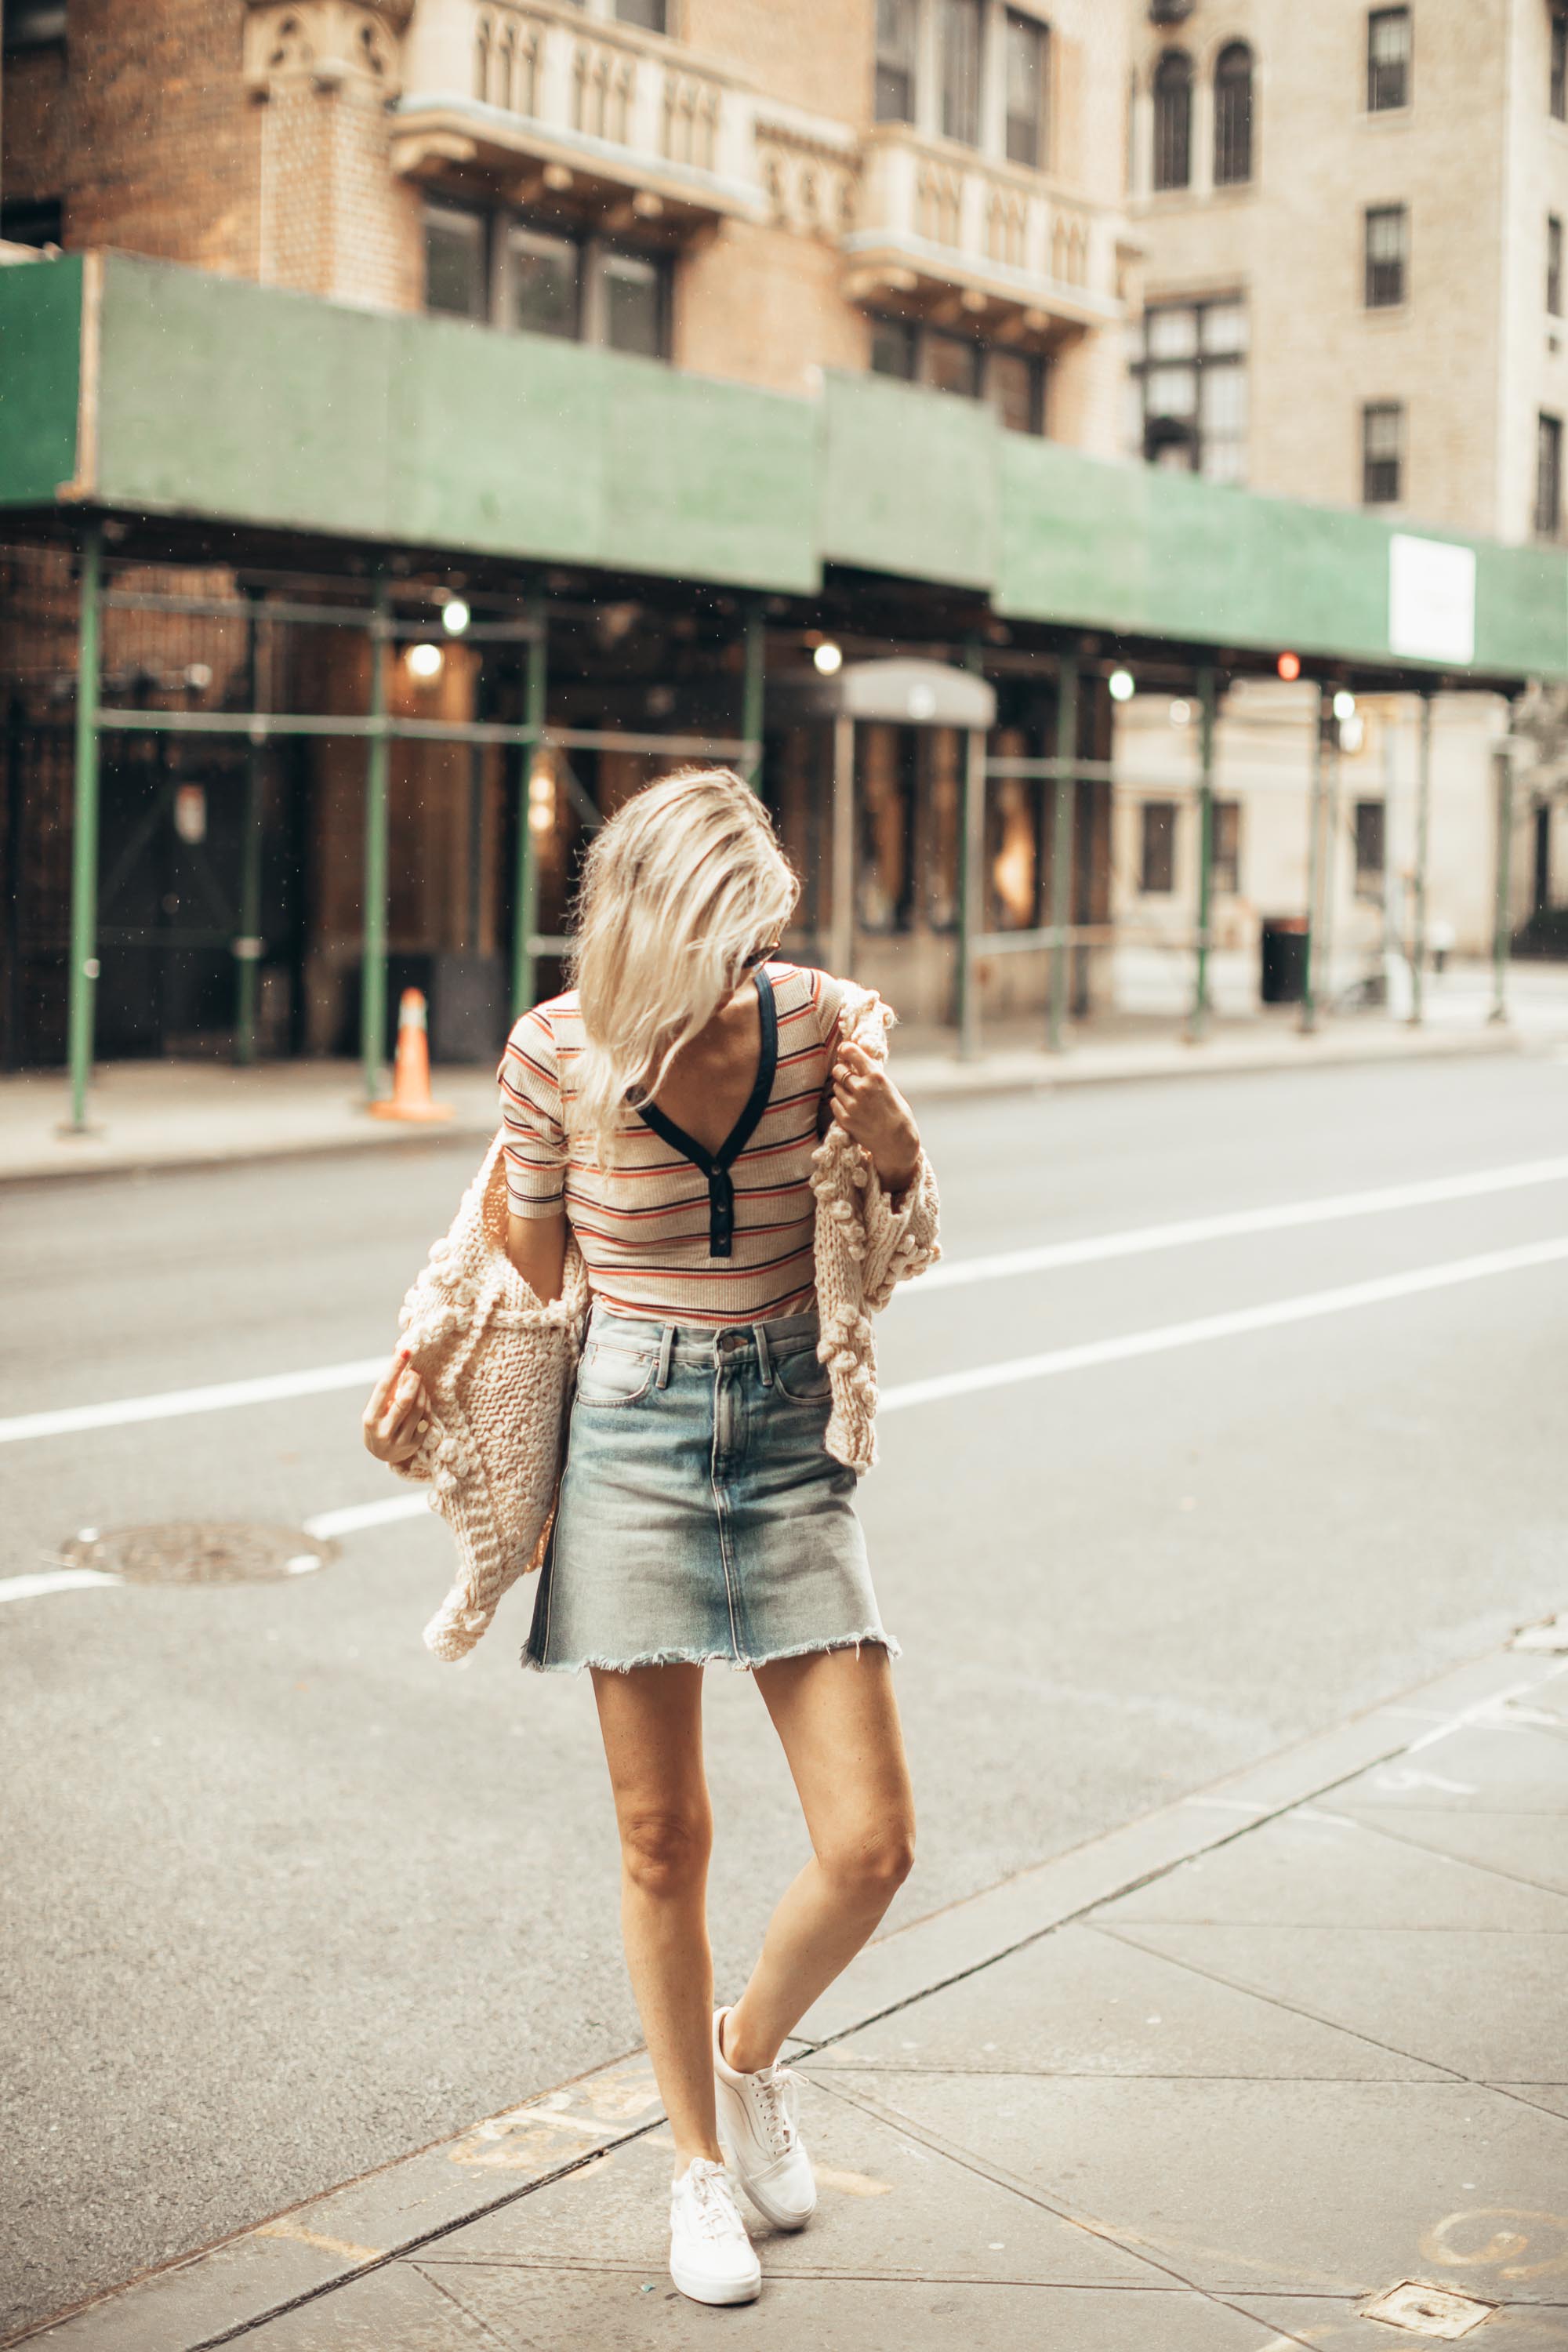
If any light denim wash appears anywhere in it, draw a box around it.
[523,1301,898,1675]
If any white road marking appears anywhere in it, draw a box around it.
[878,1235,1568,1414]
[0,1357,386,1448]
[304,1494,427,1541]
[0,1568,122,1603]
[902,1152,1568,1297]
[5,1154,1568,1450]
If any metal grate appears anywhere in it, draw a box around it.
[1358,2281,1497,2339]
[58,1523,336,1587]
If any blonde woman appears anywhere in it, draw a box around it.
[365,770,932,2307]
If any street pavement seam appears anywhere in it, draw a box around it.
[17,1643,1564,2352]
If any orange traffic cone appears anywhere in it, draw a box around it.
[370,989,454,1123]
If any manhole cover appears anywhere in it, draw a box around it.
[58,1523,337,1587]
[1358,2281,1497,2339]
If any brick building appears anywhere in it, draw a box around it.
[0,0,1561,1095]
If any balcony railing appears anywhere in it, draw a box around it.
[842,125,1121,332]
[396,0,763,220]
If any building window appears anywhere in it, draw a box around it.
[1,1,66,48]
[1537,412,1563,538]
[1133,296,1248,482]
[869,316,1048,432]
[941,0,984,146]
[0,194,64,247]
[1551,215,1563,314]
[875,0,917,123]
[1353,800,1387,894]
[856,726,916,931]
[425,203,489,320]
[1152,49,1194,191]
[426,203,670,358]
[1211,800,1241,896]
[1004,10,1050,168]
[1362,401,1403,503]
[1364,205,1407,307]
[1554,9,1568,120]
[1140,802,1178,894]
[615,0,666,27]
[1367,9,1410,111]
[1213,42,1254,186]
[986,346,1047,433]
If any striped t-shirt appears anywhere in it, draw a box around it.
[498,961,847,1327]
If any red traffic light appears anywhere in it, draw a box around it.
[1277,651,1301,681]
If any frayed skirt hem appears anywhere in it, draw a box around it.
[521,1627,901,1677]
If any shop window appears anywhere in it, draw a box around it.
[1210,800,1241,895]
[856,726,916,931]
[425,204,489,320]
[986,740,1044,929]
[1353,799,1386,894]
[1134,296,1247,481]
[1367,9,1410,111]
[1362,401,1403,503]
[942,0,985,146]
[0,194,64,247]
[1364,205,1407,307]
[1152,49,1193,191]
[1004,11,1050,168]
[1140,801,1177,894]
[924,729,962,931]
[1213,42,1254,186]
[876,0,918,124]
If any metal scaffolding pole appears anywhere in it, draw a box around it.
[1409,690,1434,1028]
[511,596,547,1022]
[359,575,391,1104]
[1189,659,1218,1044]
[1490,726,1515,1026]
[1298,686,1328,1033]
[829,712,855,984]
[742,600,765,793]
[1048,655,1078,1054]
[956,724,985,1062]
[65,522,103,1134]
[235,587,265,1067]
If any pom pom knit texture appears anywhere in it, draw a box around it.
[394,981,940,1660]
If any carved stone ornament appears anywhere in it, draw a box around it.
[243,0,412,99]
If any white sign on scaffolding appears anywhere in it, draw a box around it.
[1388,532,1476,664]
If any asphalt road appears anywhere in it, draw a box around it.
[4,1051,1567,2340]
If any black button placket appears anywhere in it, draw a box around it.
[634,969,779,1261]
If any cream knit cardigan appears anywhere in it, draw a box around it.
[393,982,939,1661]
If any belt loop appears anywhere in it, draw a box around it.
[655,1323,675,1389]
[754,1321,774,1387]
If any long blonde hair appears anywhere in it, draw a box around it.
[568,768,799,1173]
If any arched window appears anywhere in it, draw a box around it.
[1152,49,1193,191]
[1214,42,1254,184]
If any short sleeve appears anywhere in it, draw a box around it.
[497,1008,568,1217]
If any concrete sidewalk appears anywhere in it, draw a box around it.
[0,1016,1534,1187]
[22,1622,1568,2352]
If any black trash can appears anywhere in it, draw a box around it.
[1260,916,1308,1005]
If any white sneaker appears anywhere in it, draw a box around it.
[668,2157,762,2306]
[713,2006,818,2230]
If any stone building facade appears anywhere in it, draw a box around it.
[1114,0,1563,971]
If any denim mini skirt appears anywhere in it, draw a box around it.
[523,1302,898,1675]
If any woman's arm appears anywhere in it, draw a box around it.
[506,1207,568,1305]
[829,1040,920,1196]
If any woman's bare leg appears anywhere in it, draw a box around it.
[720,1645,915,2075]
[590,1663,721,2170]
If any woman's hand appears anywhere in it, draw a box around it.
[361,1348,432,1467]
[829,1040,921,1195]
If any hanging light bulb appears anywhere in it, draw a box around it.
[813,640,844,676]
[405,642,444,681]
